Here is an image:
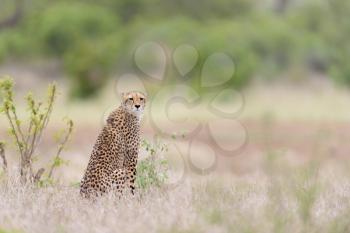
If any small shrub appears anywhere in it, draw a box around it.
[0,77,73,184]
[136,137,169,190]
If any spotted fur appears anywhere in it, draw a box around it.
[80,91,146,198]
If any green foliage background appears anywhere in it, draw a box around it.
[0,0,349,98]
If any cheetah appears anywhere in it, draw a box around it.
[80,91,146,198]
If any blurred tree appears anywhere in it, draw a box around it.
[0,0,349,98]
[326,0,350,85]
[25,2,122,98]
[147,0,254,20]
[31,2,118,55]
[64,36,121,98]
[0,0,24,29]
[289,0,350,83]
[274,0,291,14]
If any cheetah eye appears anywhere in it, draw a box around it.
[140,98,144,101]
[128,98,133,101]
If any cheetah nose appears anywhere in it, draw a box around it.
[135,105,140,109]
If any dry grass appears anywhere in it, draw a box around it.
[1,159,350,233]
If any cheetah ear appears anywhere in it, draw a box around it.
[121,92,128,101]
[140,91,147,99]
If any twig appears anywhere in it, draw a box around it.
[28,86,55,165]
[4,109,24,156]
[11,107,26,146]
[0,142,7,171]
[34,168,45,183]
[48,119,73,179]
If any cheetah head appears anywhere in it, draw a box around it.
[122,91,147,117]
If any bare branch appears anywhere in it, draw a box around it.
[48,119,73,179]
[34,168,45,183]
[28,85,56,161]
[0,142,7,172]
[4,108,24,156]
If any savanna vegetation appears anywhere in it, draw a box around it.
[1,1,350,233]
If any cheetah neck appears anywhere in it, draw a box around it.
[122,106,143,122]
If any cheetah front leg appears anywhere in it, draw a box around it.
[123,151,138,195]
[125,165,137,195]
